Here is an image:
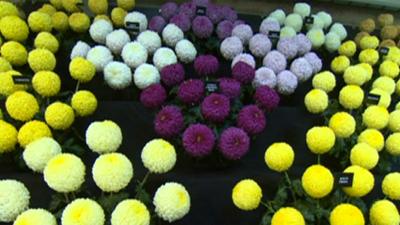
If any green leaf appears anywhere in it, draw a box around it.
[292,179,304,197]
[97,192,130,214]
[273,185,288,207]
[260,212,272,225]
[294,200,315,223]
[135,185,151,206]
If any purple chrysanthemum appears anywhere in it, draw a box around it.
[154,105,184,138]
[182,124,215,157]
[218,127,250,160]
[200,93,230,122]
[179,2,196,19]
[149,16,167,33]
[207,3,223,24]
[177,79,205,104]
[254,85,280,111]
[216,20,234,40]
[160,2,178,20]
[220,5,237,21]
[259,18,280,35]
[304,52,322,74]
[192,16,214,39]
[194,55,219,76]
[232,61,255,84]
[295,33,312,56]
[170,13,191,32]
[290,57,313,82]
[249,33,272,58]
[161,63,185,87]
[263,50,287,74]
[237,105,266,135]
[219,78,241,99]
[277,37,298,59]
[140,84,167,109]
[232,24,253,45]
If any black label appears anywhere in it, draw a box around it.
[12,76,31,84]
[125,22,140,37]
[379,47,389,56]
[338,173,354,187]
[206,81,219,93]
[304,16,314,24]
[268,31,280,40]
[367,93,381,105]
[196,6,207,16]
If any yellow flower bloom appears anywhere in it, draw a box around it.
[0,41,28,66]
[343,65,368,86]
[28,48,56,72]
[61,0,83,13]
[372,76,396,95]
[69,12,90,33]
[369,200,400,225]
[111,199,150,225]
[23,137,61,172]
[306,126,335,154]
[379,60,399,78]
[69,57,96,83]
[338,40,357,57]
[386,133,400,155]
[329,112,355,138]
[369,89,391,108]
[330,204,364,225]
[0,1,19,19]
[38,4,57,16]
[71,90,98,117]
[304,89,328,114]
[343,165,374,197]
[0,70,27,96]
[111,7,127,27]
[85,120,122,154]
[28,11,52,32]
[0,180,30,222]
[358,129,385,151]
[32,71,61,97]
[382,172,400,200]
[264,142,294,172]
[312,71,336,93]
[141,139,176,174]
[50,0,63,9]
[45,102,75,130]
[14,209,56,225]
[271,207,305,225]
[331,55,350,74]
[61,199,105,225]
[18,120,52,148]
[117,0,135,10]
[301,164,334,198]
[0,16,29,42]
[232,179,262,211]
[6,91,39,122]
[357,63,373,81]
[0,57,12,72]
[0,120,18,153]
[360,35,380,50]
[388,110,400,132]
[88,0,108,15]
[362,106,389,130]
[384,47,400,65]
[94,15,111,23]
[350,143,379,170]
[34,32,59,53]
[359,49,379,65]
[339,85,364,109]
[51,11,69,32]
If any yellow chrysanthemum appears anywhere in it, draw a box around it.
[0,41,28,66]
[71,90,98,117]
[28,11,52,32]
[0,180,30,222]
[28,48,56,72]
[360,35,380,50]
[359,49,379,65]
[51,11,69,32]
[379,60,399,78]
[0,70,27,96]
[6,91,39,122]
[350,143,379,170]
[111,7,127,27]
[44,153,85,192]
[312,71,336,93]
[369,200,400,225]
[382,172,400,200]
[369,89,391,108]
[358,129,385,151]
[331,55,350,74]
[69,12,90,33]
[330,204,364,225]
[23,137,61,173]
[0,1,19,19]
[339,85,364,109]
[14,208,56,225]
[338,40,357,57]
[0,57,12,72]
[358,63,373,81]
[271,207,305,225]
[301,164,334,198]
[32,71,61,97]
[92,153,133,192]
[388,110,400,132]
[306,126,335,154]
[304,89,328,114]
[384,46,400,65]
[141,139,176,174]
[85,120,123,154]
[61,0,83,13]
[232,179,262,211]
[34,32,59,53]
[264,142,294,172]
[38,4,57,16]
[362,105,389,130]
[0,120,18,153]
[329,112,355,138]
[386,133,400,156]
[61,199,105,225]
[50,0,63,9]
[111,199,150,225]
[45,102,75,130]
[343,65,368,86]
[18,120,52,148]
[94,15,111,23]
[88,0,108,15]
[372,76,396,95]
[0,16,29,42]
[343,165,374,197]
[69,57,96,83]
[117,0,135,10]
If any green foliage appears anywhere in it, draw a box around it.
[97,192,130,215]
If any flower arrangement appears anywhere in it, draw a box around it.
[358,13,400,48]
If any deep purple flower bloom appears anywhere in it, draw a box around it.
[237,105,266,135]
[182,123,215,157]
[140,84,167,109]
[216,20,233,40]
[277,37,298,59]
[200,93,230,122]
[254,86,280,111]
[218,127,250,160]
[220,5,237,21]
[232,61,255,84]
[154,105,184,138]
[194,55,219,76]
[206,3,223,24]
[170,13,191,32]
[219,78,241,99]
[149,16,167,33]
[161,63,185,87]
[178,79,205,104]
[160,2,178,20]
[179,2,196,19]
[192,16,213,39]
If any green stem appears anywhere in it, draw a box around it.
[71,192,76,200]
[75,81,80,93]
[64,193,70,203]
[135,171,151,198]
[317,154,321,164]
[284,172,297,203]
[316,199,321,225]
[260,200,275,212]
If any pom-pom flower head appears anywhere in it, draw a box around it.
[177,79,205,104]
[302,164,334,198]
[182,123,215,157]
[69,57,96,83]
[134,63,160,90]
[104,61,132,90]
[14,209,56,225]
[141,139,176,173]
[306,126,335,154]
[237,105,266,135]
[264,142,294,172]
[342,165,374,197]
[61,198,105,225]
[369,199,400,225]
[232,179,262,211]
[45,102,75,130]
[6,91,39,122]
[330,204,364,225]
[154,105,184,138]
[220,36,243,60]
[201,93,230,123]
[71,90,98,117]
[219,127,250,160]
[160,63,185,87]
[350,143,379,170]
[23,137,61,172]
[0,120,18,154]
[271,207,305,225]
[194,55,219,76]
[382,172,400,200]
[140,84,167,109]
[111,200,150,225]
[0,179,30,222]
[329,112,356,138]
[18,120,52,148]
[232,61,255,84]
[304,89,328,114]
[86,120,123,154]
[192,16,214,39]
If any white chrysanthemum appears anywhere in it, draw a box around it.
[0,180,30,222]
[153,47,177,70]
[153,182,190,222]
[220,36,243,60]
[269,9,286,25]
[111,200,150,225]
[104,61,132,89]
[175,39,197,63]
[232,53,256,68]
[23,137,61,173]
[307,14,325,30]
[86,46,114,72]
[124,11,148,32]
[92,153,133,192]
[137,30,162,54]
[141,139,177,174]
[253,67,277,88]
[70,41,91,60]
[89,19,113,44]
[134,63,160,89]
[330,23,347,41]
[293,3,311,18]
[316,11,332,29]
[61,199,105,225]
[325,32,341,53]
[121,42,148,69]
[284,13,303,32]
[86,120,123,154]
[280,26,297,38]
[43,153,85,193]
[14,209,56,225]
[106,29,131,54]
[307,28,325,48]
[162,24,184,47]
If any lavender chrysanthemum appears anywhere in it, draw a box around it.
[182,124,215,157]
[192,16,214,39]
[154,105,184,138]
[232,61,255,84]
[192,0,209,6]
[140,84,167,109]
[259,18,280,35]
[220,36,243,60]
[254,86,280,111]
[277,37,298,59]
[277,70,298,95]
[161,63,185,87]
[207,3,223,24]
[216,20,234,40]
[194,55,219,76]
[232,53,256,68]
[201,93,230,122]
[290,57,313,82]
[252,67,277,88]
[178,2,196,19]
[295,33,312,56]
[220,5,238,21]
[249,33,272,58]
[218,127,250,160]
[304,52,322,74]
[149,16,167,33]
[219,78,241,99]
[160,2,178,20]
[232,24,253,45]
[237,105,266,135]
[177,79,205,104]
[263,50,287,74]
[170,13,191,32]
